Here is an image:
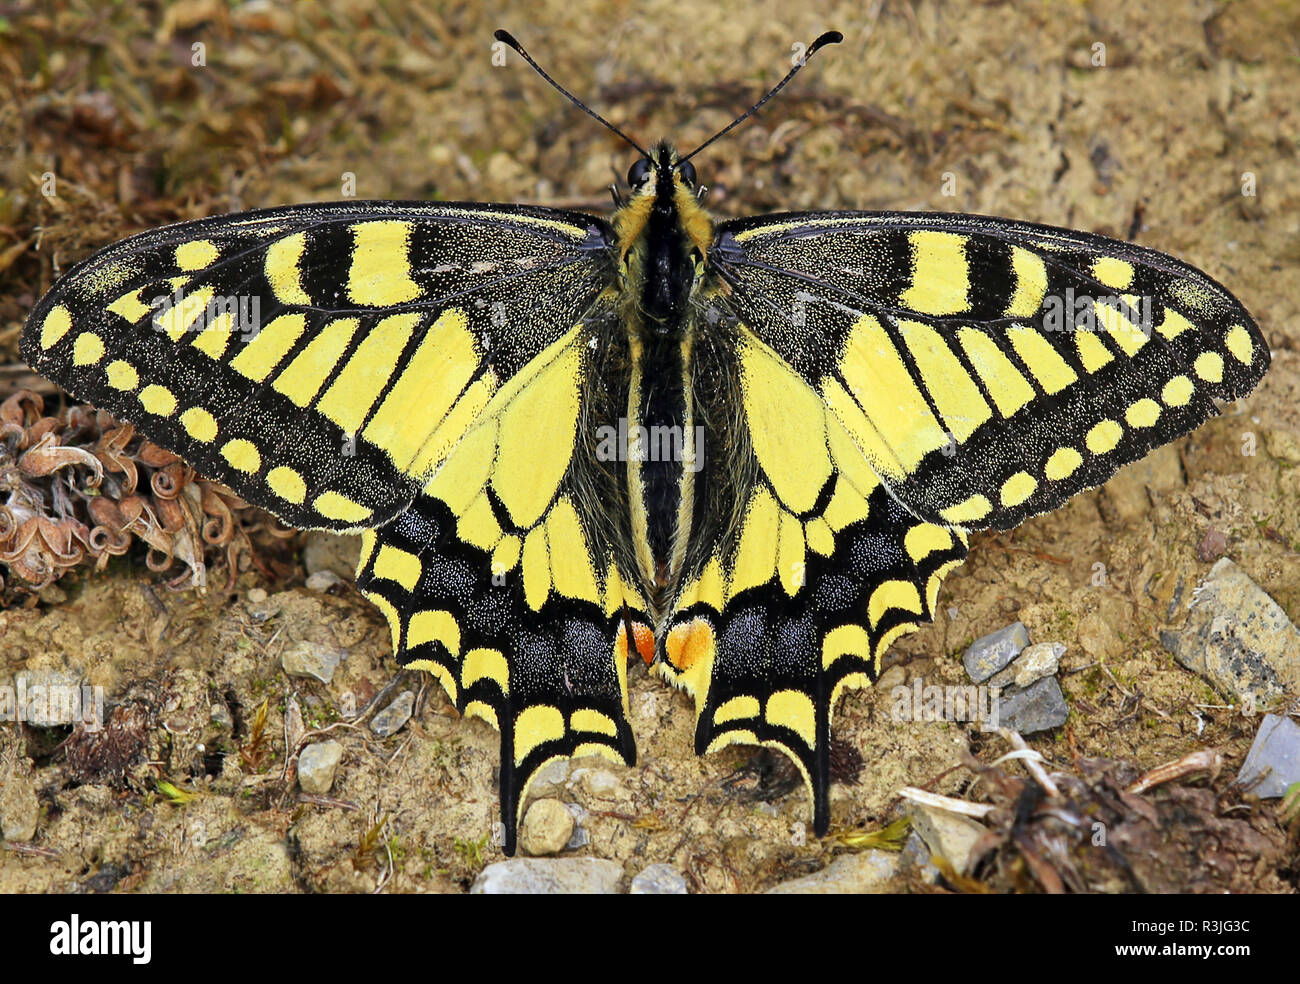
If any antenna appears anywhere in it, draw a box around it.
[494,30,651,159]
[677,30,842,167]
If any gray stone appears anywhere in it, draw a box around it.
[305,570,345,592]
[898,830,940,883]
[244,588,279,622]
[630,862,688,894]
[528,758,570,798]
[369,690,415,737]
[519,798,574,856]
[1161,559,1300,708]
[909,804,987,875]
[996,676,1069,734]
[470,858,624,894]
[564,802,589,849]
[297,740,344,794]
[281,641,342,685]
[0,773,39,842]
[989,641,1065,689]
[963,622,1030,683]
[1238,714,1300,798]
[765,850,899,894]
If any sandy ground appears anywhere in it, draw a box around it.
[1,0,1297,892]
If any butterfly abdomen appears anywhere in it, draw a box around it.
[627,332,695,611]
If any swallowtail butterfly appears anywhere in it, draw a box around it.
[21,30,1269,853]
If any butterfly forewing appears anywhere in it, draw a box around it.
[711,211,1268,531]
[22,201,614,531]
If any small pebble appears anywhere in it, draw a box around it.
[630,863,688,894]
[369,690,415,737]
[0,774,39,842]
[988,641,1065,689]
[573,767,619,798]
[298,740,344,794]
[281,641,342,685]
[564,802,589,850]
[305,570,345,592]
[519,798,575,856]
[247,587,268,604]
[963,622,1029,683]
[1162,559,1300,706]
[1238,714,1300,798]
[1197,527,1228,563]
[765,850,899,894]
[995,676,1069,734]
[471,858,623,894]
[909,804,987,875]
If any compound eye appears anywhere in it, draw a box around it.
[677,159,697,188]
[627,158,652,188]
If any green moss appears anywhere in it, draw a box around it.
[452,832,490,870]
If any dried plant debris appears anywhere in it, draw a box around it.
[62,694,158,787]
[953,751,1292,894]
[0,390,294,595]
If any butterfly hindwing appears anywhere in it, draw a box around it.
[355,312,654,853]
[657,319,968,833]
[21,201,614,531]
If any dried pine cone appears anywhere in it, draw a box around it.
[0,390,294,593]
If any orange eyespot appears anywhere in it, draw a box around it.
[666,617,714,672]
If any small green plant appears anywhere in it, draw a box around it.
[156,779,194,805]
[1281,780,1300,824]
[835,816,911,851]
[453,832,491,869]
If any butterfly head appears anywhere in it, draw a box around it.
[618,141,710,255]
[625,144,697,198]
[493,27,841,334]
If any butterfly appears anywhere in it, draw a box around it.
[20,30,1269,855]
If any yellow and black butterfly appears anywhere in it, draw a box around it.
[21,30,1269,854]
